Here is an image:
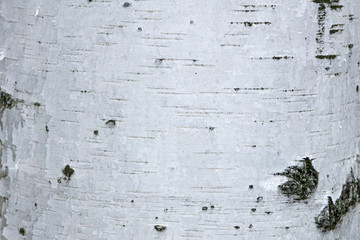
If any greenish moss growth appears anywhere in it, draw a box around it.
[275,157,318,200]
[19,228,25,236]
[315,169,360,232]
[62,165,75,180]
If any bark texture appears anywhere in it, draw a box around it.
[0,0,359,239]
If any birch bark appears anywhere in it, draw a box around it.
[0,0,359,239]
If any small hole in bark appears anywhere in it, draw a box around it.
[234,226,240,229]
[94,130,98,135]
[46,126,49,132]
[138,27,142,31]
[249,224,253,228]
[210,205,214,209]
[251,208,256,212]
[249,185,253,189]
[190,20,194,24]
[34,203,37,207]
[202,206,208,211]
[356,85,359,92]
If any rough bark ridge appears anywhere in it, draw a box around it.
[0,0,359,239]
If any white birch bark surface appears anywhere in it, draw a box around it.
[0,0,359,239]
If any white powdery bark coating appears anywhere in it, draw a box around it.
[0,0,359,239]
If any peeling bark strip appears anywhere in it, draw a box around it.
[315,169,360,232]
[275,157,318,200]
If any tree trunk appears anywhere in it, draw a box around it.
[0,0,359,239]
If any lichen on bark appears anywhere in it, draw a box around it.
[315,169,360,232]
[275,157,319,200]
[0,89,21,128]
